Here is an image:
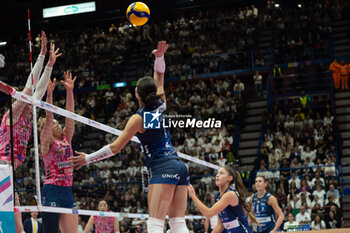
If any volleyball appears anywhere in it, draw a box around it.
[126,2,150,26]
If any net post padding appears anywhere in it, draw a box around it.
[0,164,16,232]
[8,90,15,205]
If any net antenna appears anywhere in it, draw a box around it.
[27,9,42,210]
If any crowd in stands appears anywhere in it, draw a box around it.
[250,99,342,230]
[0,0,348,90]
[264,0,334,64]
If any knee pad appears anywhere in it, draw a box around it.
[169,217,189,233]
[147,217,164,233]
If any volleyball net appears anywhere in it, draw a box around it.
[0,80,221,229]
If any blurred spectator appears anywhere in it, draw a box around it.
[333,60,349,90]
[329,59,340,89]
[240,165,251,187]
[253,71,263,98]
[233,78,245,98]
[326,184,340,200]
[272,64,283,94]
[299,90,310,111]
[310,214,326,230]
[23,211,42,233]
[323,111,334,127]
[283,213,299,231]
[325,210,341,229]
[295,205,311,225]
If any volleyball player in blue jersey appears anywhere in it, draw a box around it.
[71,41,190,233]
[252,176,284,233]
[188,166,258,233]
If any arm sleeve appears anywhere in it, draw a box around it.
[32,66,52,100]
[85,145,114,164]
[25,54,45,90]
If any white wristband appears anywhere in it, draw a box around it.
[85,145,114,164]
[154,55,165,73]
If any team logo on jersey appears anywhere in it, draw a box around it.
[162,173,180,180]
[143,110,161,129]
[20,124,30,130]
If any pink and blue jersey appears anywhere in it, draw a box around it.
[94,215,114,233]
[42,135,73,186]
[0,111,32,169]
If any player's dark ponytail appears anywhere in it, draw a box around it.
[137,76,164,107]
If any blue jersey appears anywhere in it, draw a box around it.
[135,100,178,168]
[215,187,253,233]
[252,192,277,233]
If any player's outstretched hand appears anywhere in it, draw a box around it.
[152,41,168,57]
[47,78,56,94]
[61,71,76,91]
[47,42,62,67]
[40,31,47,56]
[69,151,87,170]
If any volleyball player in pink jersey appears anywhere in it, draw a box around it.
[39,71,77,233]
[84,200,120,233]
[0,32,62,170]
[0,33,61,233]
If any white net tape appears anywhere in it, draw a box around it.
[18,206,205,219]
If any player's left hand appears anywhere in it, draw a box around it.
[69,151,87,170]
[152,41,168,57]
[269,230,277,233]
[61,71,77,91]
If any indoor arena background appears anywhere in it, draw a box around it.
[0,0,350,232]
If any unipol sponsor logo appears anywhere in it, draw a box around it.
[162,174,180,180]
